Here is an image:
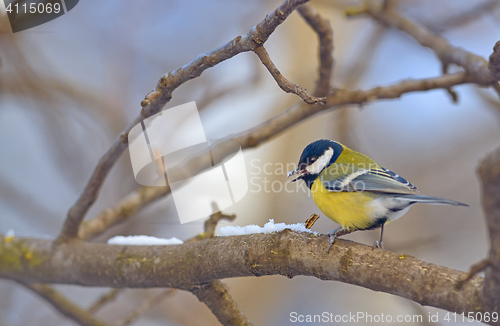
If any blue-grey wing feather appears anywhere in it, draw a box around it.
[322,168,468,206]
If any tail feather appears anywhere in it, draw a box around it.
[397,194,468,206]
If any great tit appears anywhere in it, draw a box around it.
[287,139,467,252]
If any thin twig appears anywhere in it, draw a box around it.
[350,2,495,85]
[185,202,236,243]
[441,63,459,103]
[297,3,334,97]
[456,259,491,289]
[427,0,500,33]
[113,289,175,326]
[88,289,123,314]
[78,186,165,240]
[59,0,310,240]
[18,282,108,326]
[253,45,327,104]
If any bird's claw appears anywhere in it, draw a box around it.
[372,240,384,250]
[328,234,337,253]
[327,227,343,253]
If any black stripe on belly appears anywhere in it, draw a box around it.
[360,202,415,231]
[365,217,387,230]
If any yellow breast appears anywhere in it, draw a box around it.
[310,177,376,231]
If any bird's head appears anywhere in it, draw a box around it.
[287,139,343,186]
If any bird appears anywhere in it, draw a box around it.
[287,139,467,252]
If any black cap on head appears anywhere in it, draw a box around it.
[297,139,342,170]
[292,139,343,188]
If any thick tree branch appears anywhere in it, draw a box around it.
[59,0,310,240]
[253,46,327,104]
[297,3,334,97]
[0,232,486,322]
[18,282,108,326]
[478,145,500,314]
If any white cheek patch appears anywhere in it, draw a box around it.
[306,148,334,175]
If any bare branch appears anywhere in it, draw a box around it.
[350,2,495,85]
[88,289,123,314]
[253,46,327,104]
[190,281,252,326]
[140,0,310,114]
[457,259,491,289]
[185,203,236,243]
[427,0,500,33]
[297,3,334,97]
[59,116,141,241]
[18,282,108,326]
[478,145,500,314]
[237,72,471,146]
[59,0,310,240]
[113,289,175,326]
[78,186,165,241]
[0,232,486,321]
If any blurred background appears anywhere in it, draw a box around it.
[1,0,500,325]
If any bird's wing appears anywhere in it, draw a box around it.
[323,167,420,194]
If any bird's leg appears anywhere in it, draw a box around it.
[327,226,344,253]
[373,224,384,249]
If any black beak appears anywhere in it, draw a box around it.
[287,168,307,182]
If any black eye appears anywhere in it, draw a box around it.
[310,156,317,162]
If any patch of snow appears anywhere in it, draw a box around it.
[107,235,183,245]
[219,219,319,236]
